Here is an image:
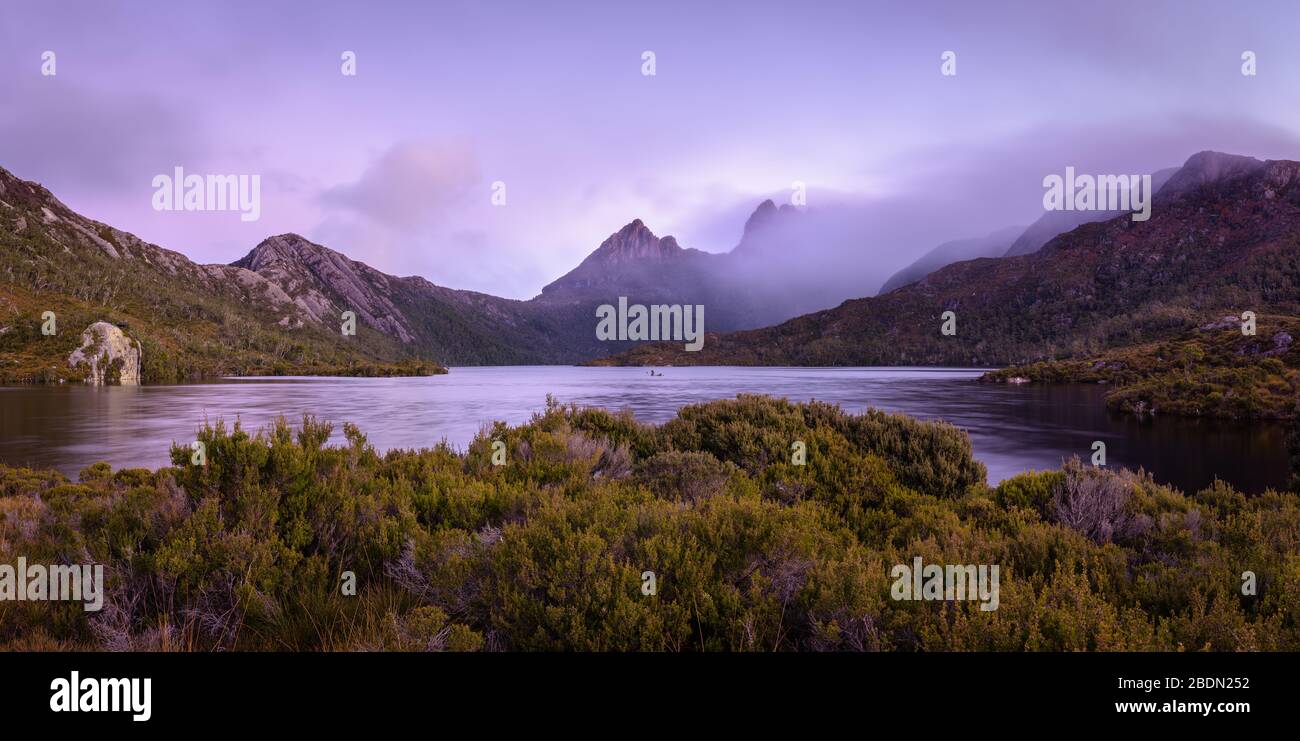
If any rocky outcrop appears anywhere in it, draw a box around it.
[232,233,417,343]
[537,219,700,298]
[68,322,141,385]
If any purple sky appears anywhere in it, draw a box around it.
[3,0,1299,298]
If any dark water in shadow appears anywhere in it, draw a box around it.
[0,366,1288,493]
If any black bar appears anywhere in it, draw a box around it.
[1,651,1284,729]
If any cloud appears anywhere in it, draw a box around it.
[309,140,560,298]
[317,141,481,230]
[666,115,1300,298]
[0,79,206,196]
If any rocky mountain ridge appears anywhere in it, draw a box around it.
[595,151,1300,369]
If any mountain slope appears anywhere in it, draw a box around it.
[531,218,770,342]
[535,200,886,333]
[229,234,571,365]
[537,219,713,299]
[228,223,758,366]
[0,163,833,376]
[3,162,817,376]
[0,166,454,382]
[1002,166,1178,257]
[880,226,1023,294]
[595,151,1300,368]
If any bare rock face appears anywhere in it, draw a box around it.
[232,233,417,343]
[68,322,142,385]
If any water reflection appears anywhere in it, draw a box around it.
[0,366,1287,493]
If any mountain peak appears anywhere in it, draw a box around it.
[1183,150,1264,172]
[740,199,802,239]
[265,232,312,244]
[600,150,1300,369]
[589,219,679,263]
[536,219,693,299]
[1160,151,1267,197]
[733,198,801,255]
[229,232,420,343]
[744,198,778,228]
[257,232,325,252]
[233,233,337,272]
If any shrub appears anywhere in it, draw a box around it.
[1050,458,1145,544]
[0,396,1296,652]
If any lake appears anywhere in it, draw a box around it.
[0,366,1288,493]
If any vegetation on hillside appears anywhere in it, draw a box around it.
[983,315,1300,419]
[2,395,1296,652]
[1288,415,1300,492]
[597,157,1300,381]
[0,224,446,383]
[1,167,783,371]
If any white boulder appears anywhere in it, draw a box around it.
[68,322,141,385]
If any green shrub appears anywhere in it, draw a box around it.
[0,396,1296,652]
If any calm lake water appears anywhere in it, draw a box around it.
[0,366,1288,493]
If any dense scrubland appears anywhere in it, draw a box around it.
[2,395,1297,652]
[983,315,1300,420]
